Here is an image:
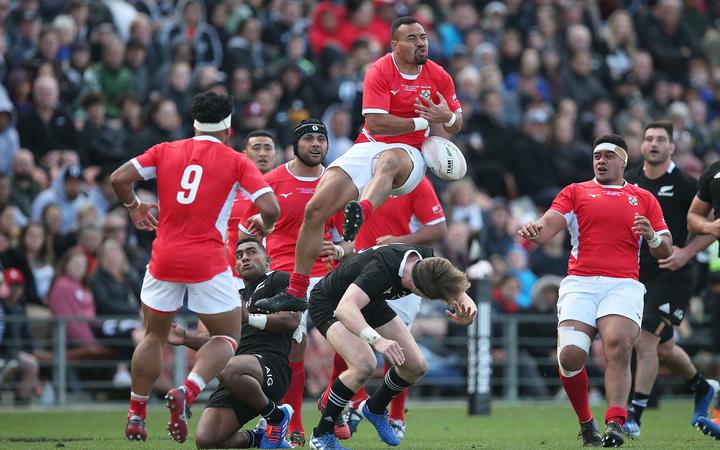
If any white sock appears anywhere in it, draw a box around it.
[187,372,207,391]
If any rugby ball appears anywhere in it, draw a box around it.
[422,136,467,181]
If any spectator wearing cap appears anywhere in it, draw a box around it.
[17,76,77,160]
[0,266,45,404]
[60,41,100,114]
[79,93,129,170]
[159,0,223,69]
[0,88,19,175]
[30,164,89,235]
[93,36,132,118]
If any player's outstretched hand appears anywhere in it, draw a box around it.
[632,213,654,240]
[518,221,543,241]
[373,337,405,366]
[446,301,477,326]
[167,323,186,346]
[414,92,453,124]
[247,214,273,237]
[131,201,159,231]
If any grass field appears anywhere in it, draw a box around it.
[0,401,717,449]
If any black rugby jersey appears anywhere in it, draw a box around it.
[237,270,293,360]
[313,244,434,305]
[625,162,697,281]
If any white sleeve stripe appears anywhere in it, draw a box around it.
[655,229,671,236]
[362,108,389,115]
[238,223,251,234]
[243,186,274,203]
[547,209,568,223]
[424,217,446,225]
[130,158,157,181]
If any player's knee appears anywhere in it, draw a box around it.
[402,358,428,381]
[303,199,327,225]
[350,358,376,382]
[375,152,403,176]
[557,327,591,376]
[217,363,245,388]
[195,430,220,449]
[656,340,673,362]
[603,336,634,359]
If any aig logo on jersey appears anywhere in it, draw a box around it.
[265,365,273,386]
[627,195,638,206]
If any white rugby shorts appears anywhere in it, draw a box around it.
[328,142,426,197]
[557,275,645,327]
[141,267,241,315]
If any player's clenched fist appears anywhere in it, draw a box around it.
[518,221,543,241]
[373,337,406,367]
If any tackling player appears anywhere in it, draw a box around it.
[304,244,475,450]
[169,237,298,449]
[318,176,447,442]
[239,119,350,447]
[254,16,462,315]
[518,134,672,447]
[111,92,280,443]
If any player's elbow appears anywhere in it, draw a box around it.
[364,116,384,135]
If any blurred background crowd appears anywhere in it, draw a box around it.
[1,0,720,406]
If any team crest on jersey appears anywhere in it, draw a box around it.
[420,89,431,100]
[627,195,638,206]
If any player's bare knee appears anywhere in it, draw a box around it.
[400,358,428,381]
[194,430,220,449]
[375,152,403,176]
[656,340,673,362]
[349,358,376,382]
[303,199,328,225]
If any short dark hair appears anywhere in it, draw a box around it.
[190,91,234,124]
[236,236,266,255]
[643,121,673,143]
[391,16,421,39]
[82,92,105,110]
[592,134,628,153]
[243,129,275,149]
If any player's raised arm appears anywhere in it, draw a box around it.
[518,210,567,245]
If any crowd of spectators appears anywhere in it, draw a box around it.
[1,0,720,403]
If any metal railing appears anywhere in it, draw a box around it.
[0,313,700,406]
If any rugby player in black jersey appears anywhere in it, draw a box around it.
[624,121,719,439]
[169,237,300,448]
[262,244,476,449]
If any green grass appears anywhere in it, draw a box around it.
[0,401,716,449]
